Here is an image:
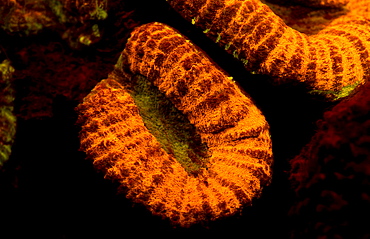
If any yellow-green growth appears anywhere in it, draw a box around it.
[334,81,361,100]
[79,35,92,46]
[129,74,210,175]
[240,58,248,65]
[0,59,16,166]
[78,24,101,46]
[49,0,67,24]
[91,0,108,20]
[216,33,221,43]
[92,24,101,38]
[23,15,45,35]
[225,43,231,50]
[309,80,361,100]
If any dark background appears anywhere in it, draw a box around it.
[0,1,335,238]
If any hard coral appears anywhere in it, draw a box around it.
[76,22,273,227]
[167,0,370,100]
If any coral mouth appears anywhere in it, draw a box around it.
[128,74,210,175]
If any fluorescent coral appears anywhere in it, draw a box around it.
[76,22,273,227]
[1,0,369,236]
[167,0,370,100]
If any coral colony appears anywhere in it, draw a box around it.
[1,0,369,237]
[76,0,370,232]
[77,22,273,227]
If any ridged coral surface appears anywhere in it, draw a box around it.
[289,82,370,238]
[76,22,273,227]
[167,0,370,100]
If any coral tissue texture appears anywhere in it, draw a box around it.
[168,0,370,100]
[290,0,350,8]
[76,22,273,227]
[289,82,370,238]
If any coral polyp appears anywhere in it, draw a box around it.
[76,22,273,227]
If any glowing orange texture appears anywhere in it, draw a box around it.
[289,0,350,7]
[168,0,370,100]
[76,22,273,227]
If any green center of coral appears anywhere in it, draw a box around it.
[129,74,209,175]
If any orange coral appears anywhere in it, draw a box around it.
[76,22,272,227]
[167,0,370,100]
[288,0,350,8]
